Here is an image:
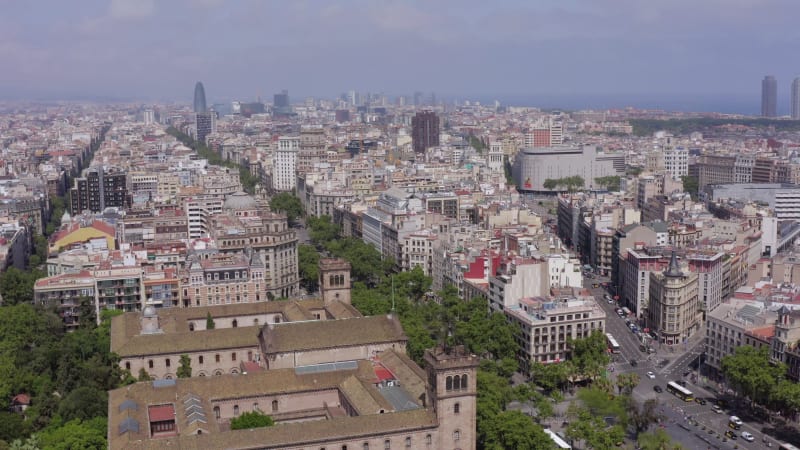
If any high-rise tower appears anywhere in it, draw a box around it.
[762,75,777,117]
[792,78,800,120]
[412,111,440,154]
[193,82,207,113]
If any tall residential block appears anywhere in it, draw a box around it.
[792,77,800,120]
[70,166,130,214]
[412,111,440,154]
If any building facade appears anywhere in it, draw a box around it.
[647,252,700,345]
[412,111,440,154]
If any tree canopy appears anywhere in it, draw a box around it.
[542,176,585,192]
[297,244,321,293]
[721,345,786,407]
[269,193,303,224]
[230,411,274,430]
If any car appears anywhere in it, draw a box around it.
[646,371,656,379]
[741,431,754,442]
[729,416,743,429]
[607,298,614,304]
[694,397,707,405]
[725,430,738,440]
[653,385,663,393]
[683,370,691,377]
[711,405,723,414]
[630,360,638,367]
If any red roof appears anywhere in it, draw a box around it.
[12,394,30,405]
[148,404,175,422]
[373,364,394,382]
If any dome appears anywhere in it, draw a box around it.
[223,191,258,211]
[60,211,71,225]
[142,305,158,318]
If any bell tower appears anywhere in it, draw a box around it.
[318,258,351,306]
[424,345,479,450]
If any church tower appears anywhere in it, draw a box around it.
[318,258,351,305]
[424,345,479,450]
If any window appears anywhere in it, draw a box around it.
[405,437,411,448]
[272,400,278,412]
[461,374,468,389]
[215,354,220,363]
[214,406,220,419]
[233,405,239,416]
[453,430,461,441]
[253,402,259,411]
[446,376,452,391]
[454,402,460,414]
[125,362,130,370]
[453,375,461,390]
[148,360,154,369]
[384,439,390,449]
[363,444,369,450]
[425,435,432,446]
[232,319,238,328]
[199,355,204,364]
[231,352,237,361]
[189,322,195,331]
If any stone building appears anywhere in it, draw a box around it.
[647,251,701,345]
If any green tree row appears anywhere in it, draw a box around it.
[542,176,585,192]
[166,127,260,194]
[629,117,800,137]
[721,346,800,418]
[594,176,620,191]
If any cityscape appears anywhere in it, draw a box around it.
[4,2,800,450]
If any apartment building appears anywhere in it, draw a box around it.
[273,136,299,192]
[705,303,775,376]
[772,306,800,381]
[647,252,701,345]
[505,292,606,374]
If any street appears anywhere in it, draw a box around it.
[584,280,787,449]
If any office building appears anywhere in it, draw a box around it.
[706,303,775,376]
[273,90,292,116]
[762,75,777,118]
[194,111,216,144]
[792,77,800,120]
[273,136,299,192]
[412,111,440,153]
[513,145,625,192]
[193,82,207,113]
[70,166,130,214]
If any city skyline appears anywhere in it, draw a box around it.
[4,1,800,114]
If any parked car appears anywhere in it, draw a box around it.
[694,397,706,405]
[711,405,723,414]
[653,385,663,393]
[725,430,738,440]
[741,431,754,442]
[630,360,638,367]
[646,371,656,379]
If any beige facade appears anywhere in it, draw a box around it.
[705,302,775,373]
[504,292,606,374]
[647,252,701,345]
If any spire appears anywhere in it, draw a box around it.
[664,250,683,278]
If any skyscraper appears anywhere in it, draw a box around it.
[792,78,800,120]
[762,75,777,117]
[412,111,440,154]
[193,82,207,113]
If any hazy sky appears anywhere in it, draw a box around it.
[3,0,800,111]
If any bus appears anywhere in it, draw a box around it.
[544,429,572,449]
[778,443,800,450]
[666,381,694,401]
[606,333,621,353]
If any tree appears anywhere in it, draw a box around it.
[627,397,662,437]
[37,417,107,450]
[543,179,559,190]
[637,429,680,450]
[297,244,320,293]
[594,176,621,191]
[230,411,274,430]
[680,176,699,200]
[616,372,640,395]
[138,368,152,382]
[269,193,303,224]
[771,379,800,418]
[566,406,625,450]
[721,346,785,406]
[0,412,29,443]
[56,386,108,422]
[567,331,610,381]
[530,361,570,392]
[0,267,43,306]
[206,312,216,330]
[177,354,192,378]
[481,410,552,450]
[306,215,340,245]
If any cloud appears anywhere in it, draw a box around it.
[109,0,155,20]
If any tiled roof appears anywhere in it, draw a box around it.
[261,315,407,354]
